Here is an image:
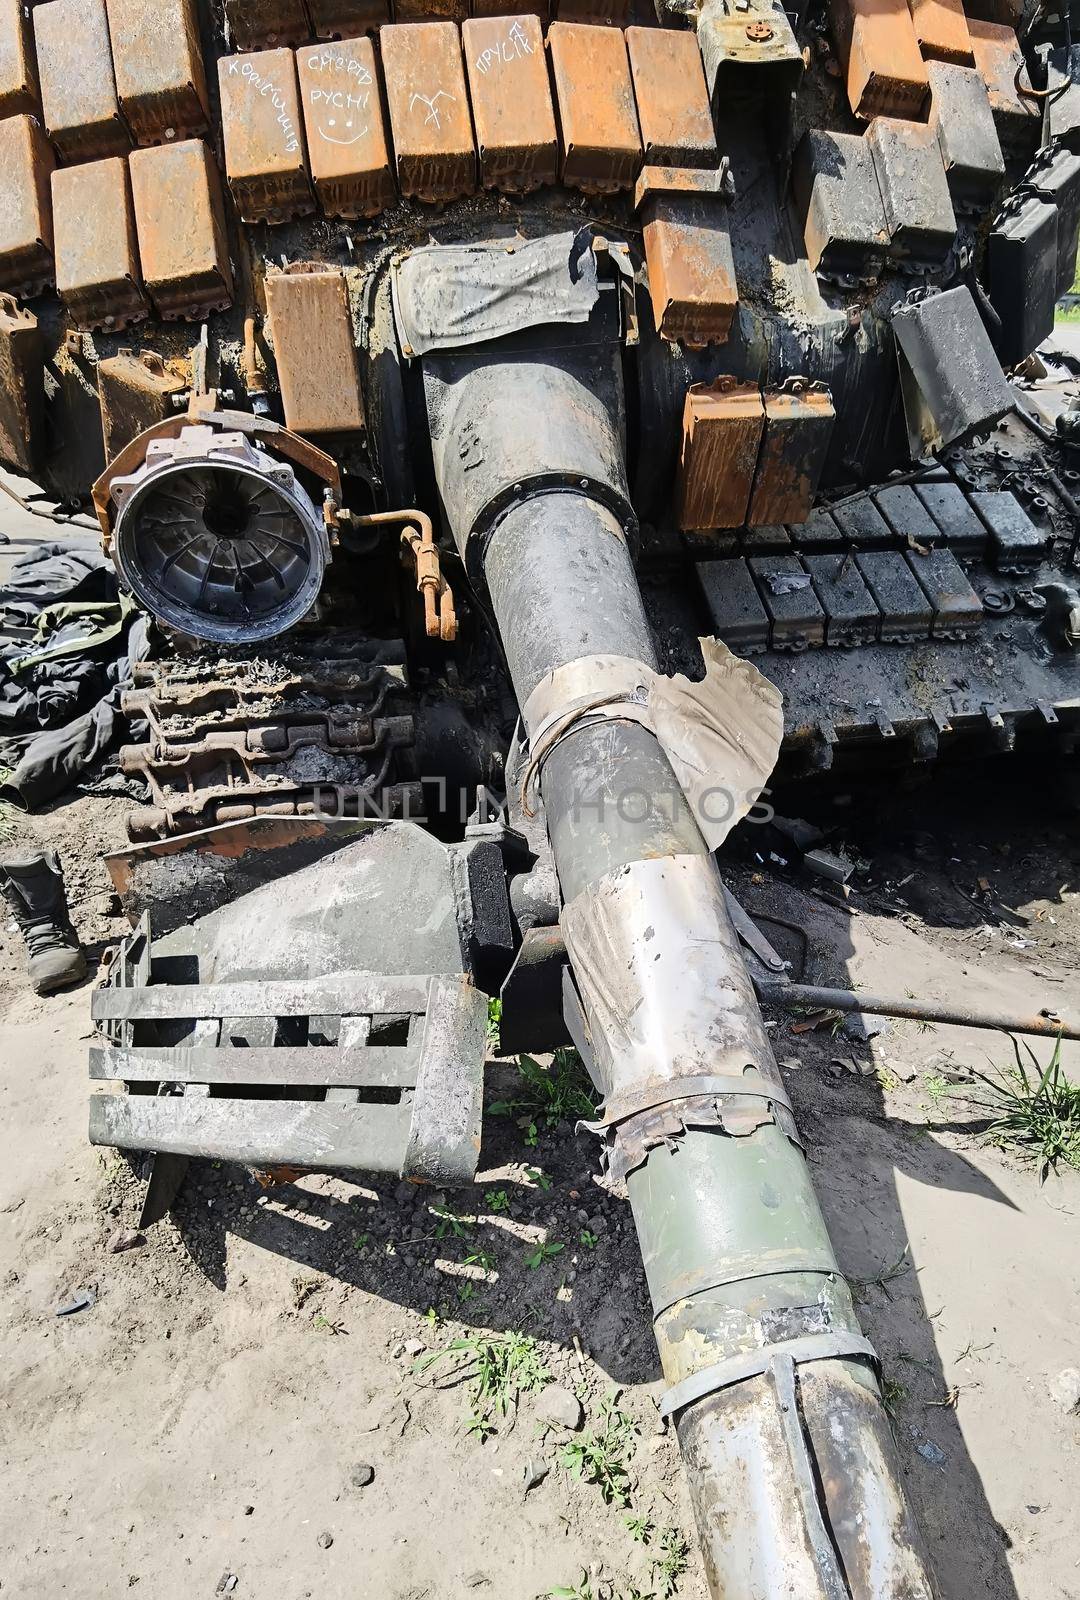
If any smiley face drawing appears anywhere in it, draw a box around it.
[307,82,372,147]
[320,112,366,147]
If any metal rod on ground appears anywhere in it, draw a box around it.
[755,980,1077,1040]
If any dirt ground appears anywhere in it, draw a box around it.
[1,766,1079,1600]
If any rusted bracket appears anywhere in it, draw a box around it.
[92,406,341,544]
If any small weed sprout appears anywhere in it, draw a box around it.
[414,1330,551,1439]
[558,1393,638,1506]
[960,1033,1080,1178]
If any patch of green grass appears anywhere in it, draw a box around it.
[624,1514,654,1545]
[415,1330,551,1438]
[651,1528,691,1599]
[484,1188,510,1214]
[558,1393,638,1506]
[524,1238,565,1270]
[464,1247,497,1274]
[960,1034,1080,1179]
[881,1374,908,1417]
[579,1229,599,1251]
[490,1049,596,1130]
[923,1073,951,1105]
[525,1165,553,1191]
[486,996,502,1048]
[431,1205,472,1241]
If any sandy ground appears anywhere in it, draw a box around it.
[1,769,1079,1600]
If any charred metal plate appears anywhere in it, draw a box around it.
[748,555,826,651]
[0,293,42,473]
[35,0,131,161]
[297,37,396,217]
[968,490,1049,572]
[928,61,1004,216]
[793,128,887,286]
[308,0,389,35]
[1027,144,1080,300]
[636,168,736,348]
[52,157,147,331]
[106,0,211,145]
[265,268,364,433]
[463,14,558,194]
[129,139,234,320]
[395,0,469,17]
[803,552,880,645]
[0,113,54,294]
[380,22,477,203]
[910,0,973,64]
[98,348,187,461]
[625,26,717,169]
[914,481,988,555]
[967,19,1039,155]
[677,380,764,531]
[828,0,928,120]
[224,0,310,48]
[697,0,803,104]
[695,558,770,653]
[788,508,844,552]
[0,0,39,117]
[873,483,940,547]
[906,546,983,637]
[548,22,642,195]
[748,386,835,527]
[892,286,1013,456]
[987,190,1058,367]
[867,117,956,267]
[830,496,895,549]
[854,550,933,639]
[219,48,314,222]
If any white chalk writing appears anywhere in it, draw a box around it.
[409,89,454,130]
[227,57,301,154]
[473,21,534,76]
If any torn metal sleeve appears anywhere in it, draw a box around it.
[560,853,783,1102]
[596,1090,803,1187]
[659,1330,879,1419]
[520,642,783,852]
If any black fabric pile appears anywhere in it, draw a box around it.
[0,541,150,810]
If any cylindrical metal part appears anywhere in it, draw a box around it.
[423,322,937,1598]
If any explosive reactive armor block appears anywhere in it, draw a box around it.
[52,156,147,330]
[380,22,476,203]
[802,552,880,644]
[696,0,803,104]
[968,490,1049,571]
[748,555,827,650]
[789,508,845,551]
[547,22,641,194]
[988,189,1059,366]
[906,546,983,636]
[105,0,211,145]
[927,61,1004,215]
[296,36,396,217]
[625,26,717,169]
[0,0,39,117]
[97,348,187,460]
[910,0,974,64]
[855,549,933,638]
[218,48,314,223]
[829,0,928,120]
[914,481,988,555]
[265,268,365,434]
[635,166,737,347]
[967,19,1039,154]
[874,482,941,545]
[0,113,54,293]
[677,380,764,531]
[463,14,558,194]
[129,139,233,320]
[793,127,888,284]
[867,116,956,266]
[35,0,130,161]
[0,293,43,472]
[1027,143,1080,299]
[748,386,835,527]
[695,557,770,653]
[224,0,310,48]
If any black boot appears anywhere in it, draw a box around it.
[1,848,87,995]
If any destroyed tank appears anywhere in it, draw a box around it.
[2,0,1079,1592]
